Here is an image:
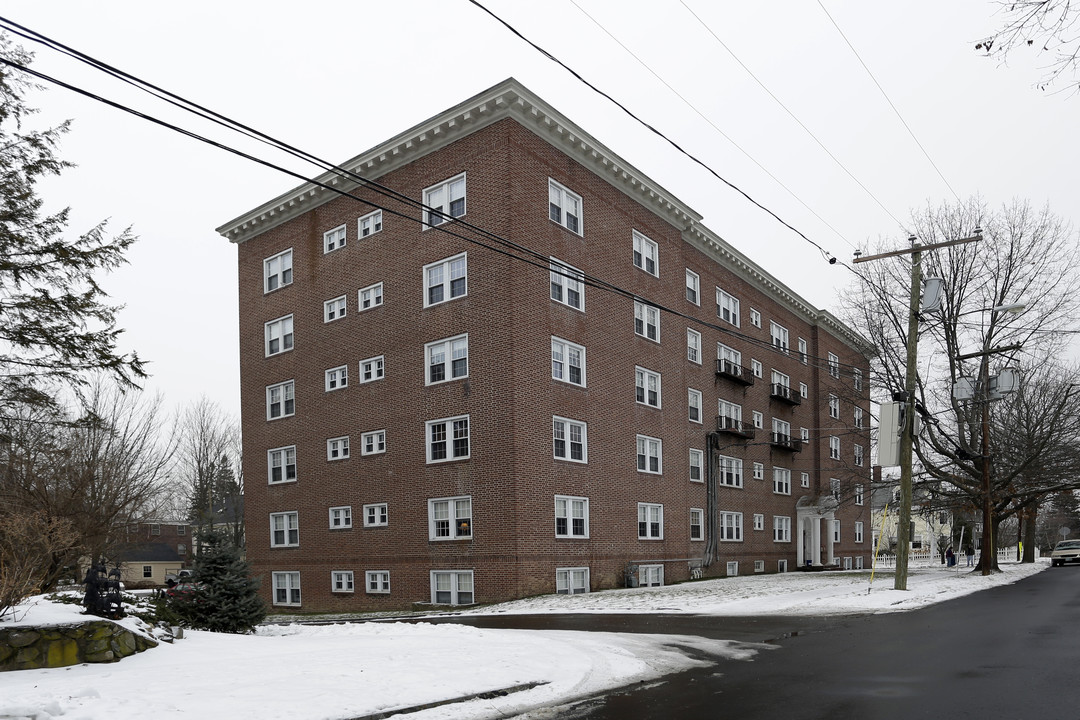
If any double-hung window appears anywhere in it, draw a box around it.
[716,288,740,327]
[361,430,386,456]
[773,418,791,443]
[555,495,589,538]
[267,446,296,484]
[430,570,473,605]
[830,436,841,460]
[634,301,660,342]
[689,448,704,482]
[798,337,808,364]
[719,511,742,541]
[638,503,663,539]
[272,572,301,606]
[854,406,864,429]
[428,496,472,540]
[324,296,347,322]
[360,356,385,383]
[636,435,663,474]
[556,567,590,594]
[772,370,791,399]
[688,388,703,424]
[358,210,383,238]
[553,416,588,463]
[548,179,582,234]
[774,516,792,542]
[751,359,763,378]
[829,394,840,419]
[424,253,467,306]
[427,335,469,385]
[632,230,658,276]
[854,368,863,391]
[427,415,470,463]
[718,400,742,430]
[635,367,661,408]
[855,521,865,543]
[551,337,586,387]
[828,352,841,378]
[686,269,700,305]
[753,514,765,531]
[770,322,790,353]
[687,329,702,364]
[719,455,743,487]
[327,436,349,460]
[270,512,298,547]
[690,509,704,541]
[265,316,293,356]
[854,444,864,466]
[773,467,791,495]
[328,506,352,529]
[266,381,295,420]
[550,258,584,311]
[855,484,865,506]
[264,249,293,293]
[364,503,388,527]
[423,173,466,227]
[324,224,346,253]
[325,365,348,391]
[359,282,384,311]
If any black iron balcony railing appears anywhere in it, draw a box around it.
[770,382,802,406]
[715,359,755,386]
[716,415,755,439]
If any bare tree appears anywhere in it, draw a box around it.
[175,398,241,553]
[976,1,1080,93]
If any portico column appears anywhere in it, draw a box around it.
[825,514,835,566]
[796,517,805,567]
[811,516,822,566]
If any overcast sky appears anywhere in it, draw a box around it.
[3,1,1077,420]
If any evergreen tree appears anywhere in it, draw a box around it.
[172,529,264,633]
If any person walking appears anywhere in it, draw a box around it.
[965,545,975,567]
[946,546,955,567]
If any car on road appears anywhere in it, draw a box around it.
[165,581,204,599]
[1050,540,1080,566]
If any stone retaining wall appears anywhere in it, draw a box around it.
[0,620,157,671]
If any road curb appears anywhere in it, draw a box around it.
[344,681,549,720]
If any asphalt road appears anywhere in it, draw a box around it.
[438,565,1080,719]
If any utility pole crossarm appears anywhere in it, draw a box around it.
[853,234,982,264]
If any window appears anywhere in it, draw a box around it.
[727,561,739,576]
[550,258,585,310]
[685,269,700,305]
[266,381,295,420]
[332,571,355,593]
[359,356,385,383]
[689,448,704,483]
[687,329,702,364]
[854,368,863,391]
[177,525,186,536]
[830,436,841,460]
[753,514,764,531]
[636,435,663,474]
[833,520,841,543]
[772,369,790,391]
[719,455,743,488]
[632,230,658,276]
[770,322,790,353]
[358,282,384,311]
[774,516,791,542]
[635,367,662,408]
[428,496,472,540]
[272,571,301,606]
[634,301,660,342]
[779,559,789,572]
[555,496,589,538]
[854,444,865,466]
[325,365,348,391]
[639,565,664,587]
[265,315,294,356]
[556,567,590,594]
[324,296,347,322]
[358,209,383,238]
[177,544,186,556]
[718,343,743,370]
[773,467,791,495]
[637,503,663,539]
[855,407,864,429]
[427,415,470,463]
[364,503,388,527]
[366,571,390,594]
[361,430,386,456]
[801,472,810,488]
[751,359,763,378]
[143,565,152,578]
[690,509,704,541]
[749,308,761,328]
[754,560,765,573]
[855,484,865,506]
[329,506,352,529]
[830,478,841,501]
[427,335,468,384]
[800,427,810,441]
[327,436,350,461]
[719,511,742,541]
[431,570,474,605]
[553,416,588,462]
[719,399,742,426]
[716,288,740,327]
[752,411,764,429]
[423,173,466,227]
[829,394,840,419]
[773,418,791,443]
[268,446,297,484]
[424,253,467,306]
[548,179,582,234]
[753,462,764,480]
[855,521,864,543]
[264,249,293,293]
[552,337,586,387]
[688,388,703,424]
[828,352,840,378]
[799,382,808,398]
[798,337,808,364]
[324,224,346,253]
[270,512,298,547]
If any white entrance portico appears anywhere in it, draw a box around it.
[796,495,838,568]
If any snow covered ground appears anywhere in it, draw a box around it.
[0,561,1046,720]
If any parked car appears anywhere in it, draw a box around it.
[1050,540,1080,566]
[165,581,203,599]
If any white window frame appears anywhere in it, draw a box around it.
[323,224,347,254]
[688,388,703,424]
[264,249,293,293]
[632,230,659,276]
[855,444,865,466]
[685,269,700,305]
[331,570,355,593]
[772,369,791,391]
[689,448,704,483]
[751,359,763,378]
[426,334,469,385]
[328,506,352,530]
[270,512,298,548]
[855,484,865,506]
[555,495,589,538]
[636,435,663,475]
[854,368,863,391]
[719,511,743,541]
[635,366,662,408]
[773,467,791,495]
[639,565,664,587]
[634,301,660,342]
[773,418,792,443]
[774,516,792,542]
[324,295,347,323]
[266,381,295,420]
[552,337,586,387]
[548,178,582,235]
[716,288,740,327]
[719,455,743,488]
[364,503,388,527]
[430,570,474,605]
[359,355,385,383]
[719,400,743,427]
[423,173,466,228]
[553,416,588,463]
[550,257,585,311]
[801,427,810,441]
[749,308,761,328]
[637,502,664,539]
[272,571,301,606]
[752,411,764,429]
[801,472,810,488]
[770,321,790,353]
[727,561,739,576]
[426,415,470,463]
[753,513,764,531]
[834,520,841,543]
[361,430,386,456]
[327,436,350,461]
[556,567,590,594]
[423,253,468,307]
[799,382,809,398]
[754,560,765,573]
[855,406,864,429]
[358,209,383,238]
[686,328,702,365]
[265,315,294,357]
[325,365,348,392]
[829,394,840,419]
[798,337,808,364]
[828,352,841,378]
[753,462,764,480]
[779,559,789,573]
[830,435,841,460]
[690,508,704,541]
[855,521,865,543]
[268,445,296,485]
[428,496,472,540]
[358,282,384,312]
[366,570,391,594]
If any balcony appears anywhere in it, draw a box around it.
[770,382,802,406]
[770,432,804,452]
[716,359,754,386]
[716,415,755,439]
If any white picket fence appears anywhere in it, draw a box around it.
[873,546,1039,569]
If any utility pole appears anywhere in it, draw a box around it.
[854,231,981,590]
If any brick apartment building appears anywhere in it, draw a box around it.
[218,79,872,613]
